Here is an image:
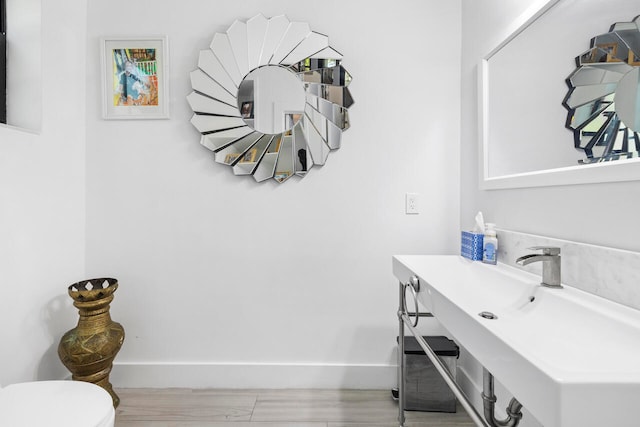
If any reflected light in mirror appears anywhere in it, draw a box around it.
[238,65,306,135]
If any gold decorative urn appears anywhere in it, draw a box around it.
[58,277,125,407]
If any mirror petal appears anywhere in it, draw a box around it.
[200,127,254,152]
[211,33,242,86]
[187,92,240,116]
[260,15,290,66]
[232,135,272,176]
[214,132,263,164]
[274,135,295,183]
[191,115,246,133]
[326,120,342,150]
[247,14,268,71]
[190,69,237,107]
[568,66,626,87]
[310,46,343,60]
[270,22,311,65]
[565,83,617,109]
[227,20,250,79]
[297,66,352,86]
[281,32,329,66]
[293,122,313,175]
[591,33,628,62]
[302,112,330,165]
[253,136,280,182]
[567,98,612,130]
[197,50,238,97]
[305,103,327,140]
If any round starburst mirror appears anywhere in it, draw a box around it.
[564,15,640,163]
[188,14,354,183]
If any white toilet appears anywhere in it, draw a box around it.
[0,380,115,427]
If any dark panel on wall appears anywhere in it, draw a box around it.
[0,0,5,124]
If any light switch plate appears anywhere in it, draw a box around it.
[406,193,419,214]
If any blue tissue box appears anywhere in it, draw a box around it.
[461,231,483,260]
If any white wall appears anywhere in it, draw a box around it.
[0,0,86,385]
[85,0,461,387]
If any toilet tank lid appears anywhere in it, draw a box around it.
[0,380,114,427]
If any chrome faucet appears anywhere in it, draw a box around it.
[515,246,562,288]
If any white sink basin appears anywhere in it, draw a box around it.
[393,255,640,427]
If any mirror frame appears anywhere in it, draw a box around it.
[188,14,353,184]
[478,0,640,190]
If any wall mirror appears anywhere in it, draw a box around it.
[188,14,353,184]
[479,0,640,189]
[2,0,41,132]
[564,15,640,163]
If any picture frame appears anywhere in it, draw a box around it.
[224,153,241,164]
[240,101,254,119]
[274,171,292,182]
[595,42,623,63]
[272,136,282,152]
[225,149,258,165]
[101,36,169,120]
[241,148,258,163]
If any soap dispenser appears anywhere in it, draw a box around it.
[482,223,498,265]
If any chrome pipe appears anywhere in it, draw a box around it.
[406,312,434,317]
[397,281,406,427]
[403,279,420,327]
[481,367,523,427]
[402,315,491,427]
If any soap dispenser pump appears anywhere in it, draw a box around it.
[483,223,498,265]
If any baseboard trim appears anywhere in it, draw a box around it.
[110,362,397,389]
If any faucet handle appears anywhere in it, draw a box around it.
[527,246,560,256]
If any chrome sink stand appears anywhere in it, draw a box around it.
[397,278,523,427]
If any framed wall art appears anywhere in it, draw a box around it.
[240,101,254,119]
[101,36,169,120]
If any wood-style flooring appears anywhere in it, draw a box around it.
[115,388,475,426]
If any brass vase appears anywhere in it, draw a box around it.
[58,277,125,407]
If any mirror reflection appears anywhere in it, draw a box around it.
[615,67,640,131]
[237,65,306,134]
[564,15,640,163]
[482,2,640,186]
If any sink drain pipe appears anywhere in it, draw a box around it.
[482,368,523,427]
